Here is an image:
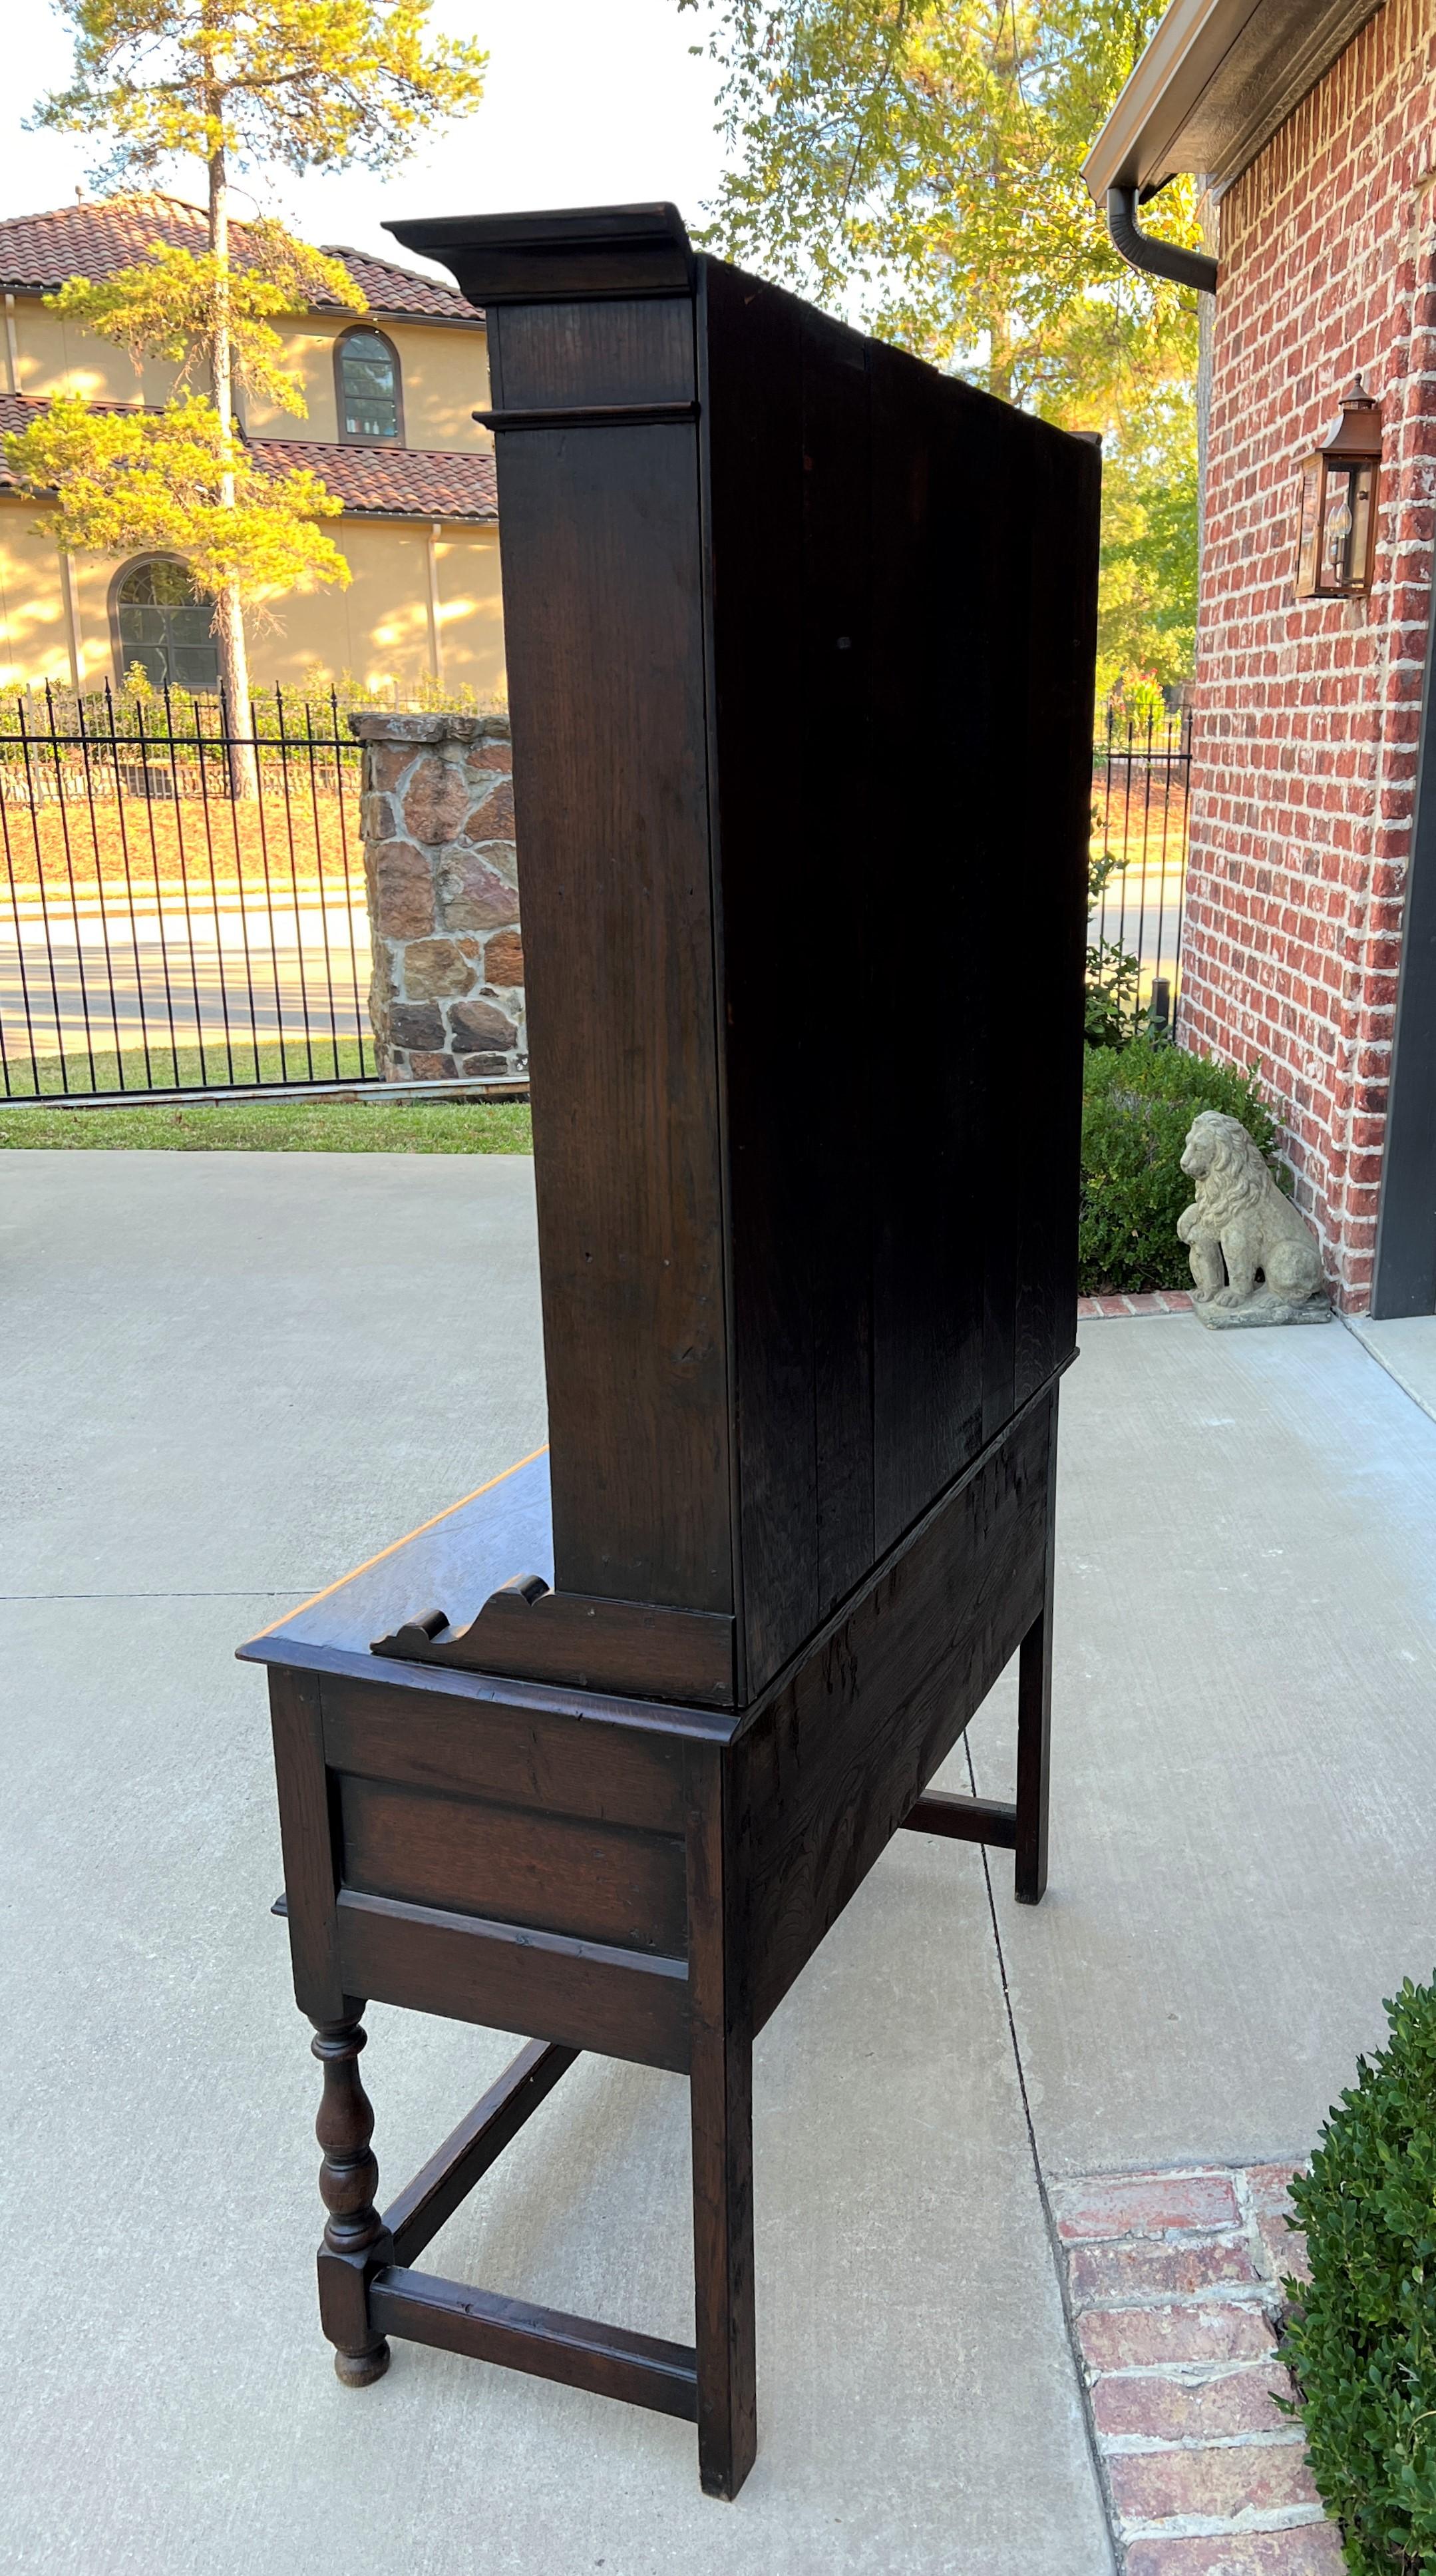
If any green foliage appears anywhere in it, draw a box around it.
[0,670,501,742]
[1079,1039,1280,1293]
[1096,379,1198,698]
[1085,843,1140,1046]
[3,391,349,611]
[681,0,1200,419]
[31,0,486,730]
[0,1097,534,1152]
[47,230,364,418]
[682,0,1202,697]
[1282,1978,1436,2576]
[35,0,487,188]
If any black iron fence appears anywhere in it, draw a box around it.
[1089,701,1192,1042]
[1,682,1194,1104]
[0,685,372,1099]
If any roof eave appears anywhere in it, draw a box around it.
[0,278,482,325]
[1083,0,1386,202]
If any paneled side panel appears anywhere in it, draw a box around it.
[866,348,992,1548]
[337,1888,690,2071]
[338,1775,688,1956]
[321,1677,687,1830]
[493,296,695,409]
[698,264,816,1693]
[799,306,878,1622]
[741,1396,1053,2033]
[492,393,732,1615]
[1013,437,1100,1402]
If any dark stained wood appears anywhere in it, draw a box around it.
[1015,1386,1060,1904]
[484,290,695,411]
[369,2268,699,2420]
[311,2012,391,2385]
[697,262,813,1697]
[474,402,697,431]
[267,1668,344,2023]
[496,405,733,1623]
[321,1679,688,1829]
[373,1580,736,1709]
[864,345,989,1548]
[386,201,695,306]
[685,1741,757,2499]
[250,200,1098,2496]
[337,1775,688,1956]
[741,1385,1053,2036]
[903,1792,1018,1850]
[335,1888,691,2073]
[383,2039,577,2266]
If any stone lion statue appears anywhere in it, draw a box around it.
[1176,1111,1327,1324]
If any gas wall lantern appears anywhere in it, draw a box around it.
[1295,376,1383,599]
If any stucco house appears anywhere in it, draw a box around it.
[1087,0,1436,1319]
[0,195,504,703]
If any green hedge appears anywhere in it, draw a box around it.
[1080,1039,1282,1295]
[1282,1978,1436,2574]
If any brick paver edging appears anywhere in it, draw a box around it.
[1052,2164,1343,2573]
[1079,1291,1196,1319]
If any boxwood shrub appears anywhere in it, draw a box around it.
[1282,1977,1436,2574]
[1080,1038,1282,1295]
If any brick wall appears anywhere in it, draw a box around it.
[1184,0,1436,1308]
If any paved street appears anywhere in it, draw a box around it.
[4,1150,1435,2573]
[1,889,369,1058]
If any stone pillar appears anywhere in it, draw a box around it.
[349,710,526,1082]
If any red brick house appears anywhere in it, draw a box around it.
[1086,0,1436,1315]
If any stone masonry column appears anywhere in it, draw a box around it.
[349,710,525,1082]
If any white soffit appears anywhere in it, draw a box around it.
[1083,0,1385,200]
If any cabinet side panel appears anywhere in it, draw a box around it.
[1013,435,1099,1402]
[494,389,732,1612]
[699,266,818,1685]
[702,266,885,1692]
[866,348,991,1545]
[864,351,1097,1537]
[743,1396,1052,2033]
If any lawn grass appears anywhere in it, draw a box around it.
[5,1034,378,1096]
[0,1095,533,1152]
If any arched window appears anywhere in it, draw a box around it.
[113,558,220,692]
[335,327,403,444]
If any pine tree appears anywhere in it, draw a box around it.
[17,0,486,773]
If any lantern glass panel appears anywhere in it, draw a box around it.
[1323,466,1356,588]
[1296,458,1324,596]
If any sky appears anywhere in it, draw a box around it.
[0,0,731,278]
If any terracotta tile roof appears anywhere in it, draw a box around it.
[0,391,497,521]
[0,196,481,323]
[247,433,497,520]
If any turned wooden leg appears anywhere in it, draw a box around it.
[312,2010,392,2386]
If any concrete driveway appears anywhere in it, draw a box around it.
[4,1150,1435,2576]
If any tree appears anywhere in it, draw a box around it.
[25,0,487,741]
[7,226,364,787]
[5,385,350,676]
[681,0,1204,688]
[1094,378,1198,696]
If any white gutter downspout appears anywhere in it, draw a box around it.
[4,294,20,393]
